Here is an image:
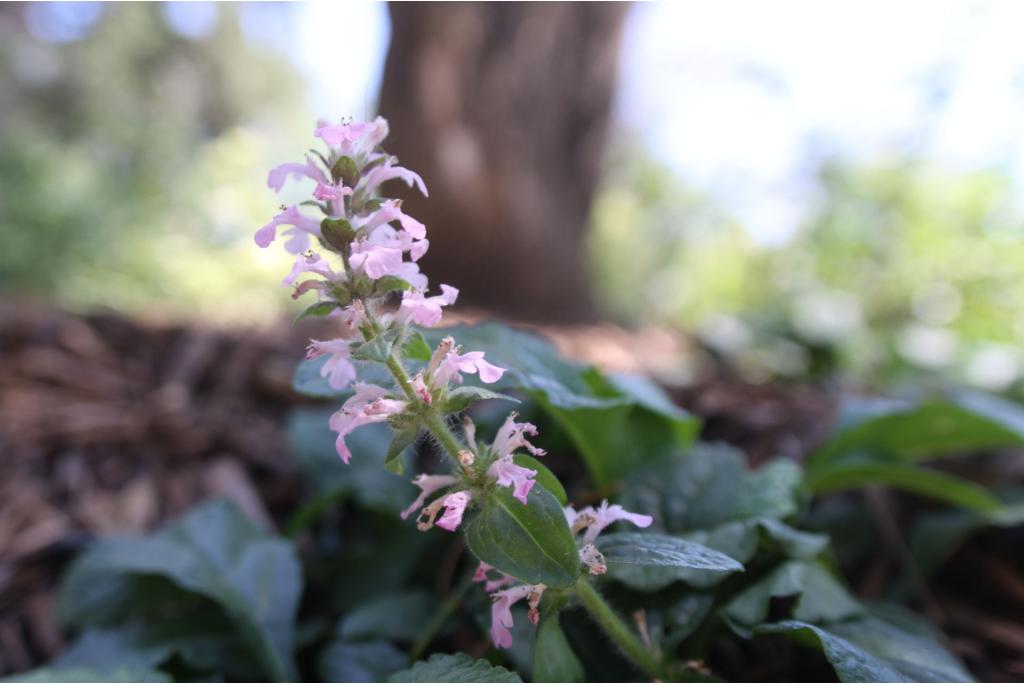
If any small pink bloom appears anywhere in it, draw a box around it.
[492,413,545,458]
[436,490,473,531]
[314,116,389,157]
[485,574,517,593]
[313,182,353,202]
[306,339,357,391]
[267,155,328,192]
[489,585,533,649]
[410,372,432,404]
[394,261,429,291]
[397,285,459,328]
[400,474,456,520]
[329,384,406,463]
[362,199,427,240]
[360,160,428,197]
[473,562,493,583]
[578,500,654,544]
[254,205,322,253]
[282,252,338,286]
[348,240,405,279]
[487,456,537,505]
[336,301,367,331]
[433,347,505,387]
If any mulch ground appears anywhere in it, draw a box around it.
[0,302,1020,680]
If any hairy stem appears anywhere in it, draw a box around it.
[384,350,465,462]
[575,579,664,680]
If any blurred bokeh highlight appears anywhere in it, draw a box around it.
[3,1,1024,393]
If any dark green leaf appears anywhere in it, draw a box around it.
[757,617,972,682]
[295,300,338,321]
[803,457,1001,512]
[320,640,406,683]
[339,590,437,642]
[331,156,360,187]
[514,454,567,506]
[372,276,414,296]
[402,331,433,361]
[422,323,700,486]
[443,386,519,414]
[58,500,302,681]
[384,426,419,476]
[532,615,584,683]
[724,561,861,627]
[321,217,355,250]
[388,653,522,683]
[598,532,744,573]
[811,393,1024,467]
[465,486,580,588]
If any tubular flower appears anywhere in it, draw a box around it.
[432,347,505,386]
[492,413,546,458]
[254,205,323,253]
[400,474,457,520]
[489,584,544,649]
[267,154,328,192]
[282,252,338,287]
[397,285,459,327]
[570,500,654,545]
[435,490,474,531]
[314,116,389,158]
[487,456,537,505]
[329,384,406,464]
[359,158,428,197]
[306,339,357,391]
[348,240,404,279]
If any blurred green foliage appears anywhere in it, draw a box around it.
[0,3,307,321]
[590,141,1024,389]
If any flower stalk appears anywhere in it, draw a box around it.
[574,579,665,681]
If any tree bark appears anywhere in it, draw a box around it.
[378,1,629,322]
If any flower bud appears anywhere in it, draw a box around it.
[320,218,355,251]
[330,155,360,187]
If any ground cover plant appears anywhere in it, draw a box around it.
[7,119,1023,683]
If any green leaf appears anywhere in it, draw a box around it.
[514,454,567,506]
[422,323,700,485]
[803,457,1001,512]
[321,217,355,250]
[465,486,580,588]
[443,386,520,414]
[384,426,419,476]
[810,392,1024,467]
[735,459,804,520]
[288,409,415,514]
[295,300,338,321]
[532,615,585,683]
[320,640,407,683]
[598,532,744,574]
[339,590,437,642]
[58,500,302,681]
[2,667,170,683]
[402,331,433,361]
[331,156,360,187]
[724,561,862,627]
[757,617,972,682]
[372,276,414,296]
[388,653,522,683]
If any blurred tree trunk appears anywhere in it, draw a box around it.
[378,2,628,322]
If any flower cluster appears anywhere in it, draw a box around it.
[477,501,653,648]
[254,118,555,529]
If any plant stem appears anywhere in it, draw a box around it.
[384,350,465,462]
[575,579,664,681]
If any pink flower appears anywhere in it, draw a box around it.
[361,199,427,240]
[489,585,533,649]
[335,301,367,331]
[267,155,328,192]
[314,116,389,158]
[575,501,654,544]
[282,252,338,286]
[397,285,459,327]
[400,474,456,520]
[359,159,428,197]
[306,339,357,391]
[348,240,404,279]
[410,372,432,404]
[329,383,406,463]
[436,490,473,531]
[395,261,429,291]
[492,413,546,458]
[254,205,322,253]
[313,182,353,203]
[473,562,492,583]
[433,348,505,387]
[487,456,537,505]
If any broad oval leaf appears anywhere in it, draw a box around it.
[597,532,744,571]
[465,486,580,588]
[388,653,522,683]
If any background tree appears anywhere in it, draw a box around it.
[378,1,629,322]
